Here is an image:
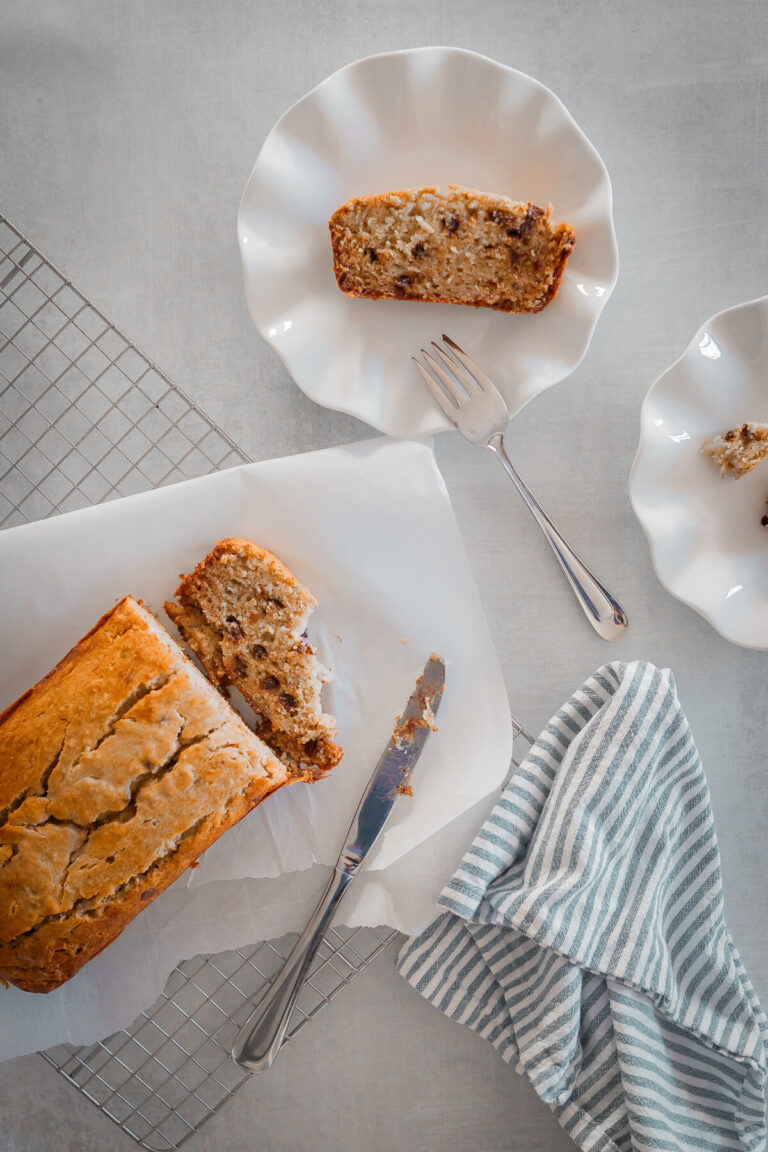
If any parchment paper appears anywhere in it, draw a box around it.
[0,438,512,1059]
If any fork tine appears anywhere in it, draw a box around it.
[441,334,500,396]
[413,357,460,422]
[431,341,483,397]
[420,347,466,407]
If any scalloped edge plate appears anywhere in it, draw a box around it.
[238,46,618,437]
[630,295,768,648]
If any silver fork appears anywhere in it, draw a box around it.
[415,335,629,641]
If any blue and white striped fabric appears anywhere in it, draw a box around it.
[397,662,768,1151]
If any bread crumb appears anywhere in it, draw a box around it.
[702,423,768,477]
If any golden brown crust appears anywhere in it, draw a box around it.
[329,185,574,314]
[0,769,282,993]
[0,598,135,732]
[0,596,290,993]
[172,539,310,606]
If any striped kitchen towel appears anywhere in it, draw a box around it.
[397,662,768,1151]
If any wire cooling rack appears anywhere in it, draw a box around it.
[41,923,402,1150]
[0,215,537,1150]
[39,719,533,1152]
[0,215,247,526]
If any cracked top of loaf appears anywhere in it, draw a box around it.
[0,596,290,993]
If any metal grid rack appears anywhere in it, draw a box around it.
[0,215,537,1150]
[0,215,247,527]
[41,923,402,1150]
[40,720,533,1152]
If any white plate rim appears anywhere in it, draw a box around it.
[629,293,768,648]
[237,45,619,436]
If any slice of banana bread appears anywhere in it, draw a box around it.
[329,185,575,313]
[702,423,768,478]
[165,539,342,780]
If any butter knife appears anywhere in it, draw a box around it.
[231,653,446,1072]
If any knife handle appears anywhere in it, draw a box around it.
[231,867,354,1072]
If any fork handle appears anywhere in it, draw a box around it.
[488,433,629,640]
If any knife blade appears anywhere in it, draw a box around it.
[232,653,445,1072]
[336,652,445,876]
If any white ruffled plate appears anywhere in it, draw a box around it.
[238,47,618,437]
[630,296,768,647]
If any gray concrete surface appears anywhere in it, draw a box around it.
[0,2,766,1149]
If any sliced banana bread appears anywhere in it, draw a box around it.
[329,185,575,313]
[0,596,290,992]
[165,539,342,780]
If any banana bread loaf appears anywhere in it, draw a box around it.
[0,596,290,994]
[329,185,575,313]
[165,539,342,780]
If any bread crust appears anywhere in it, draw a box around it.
[0,596,290,993]
[0,769,278,993]
[172,538,312,607]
